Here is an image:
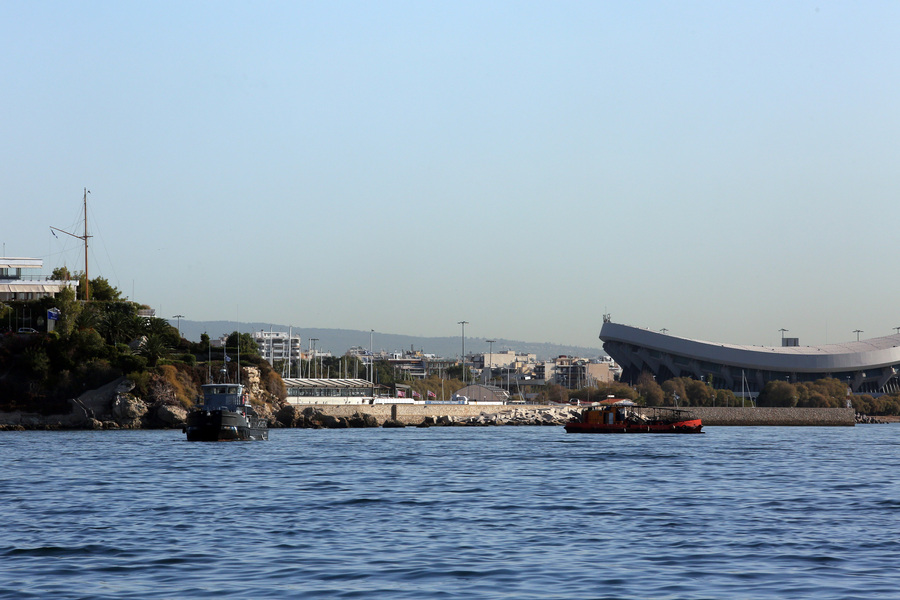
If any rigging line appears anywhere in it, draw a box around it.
[85,195,121,289]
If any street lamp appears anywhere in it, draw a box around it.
[310,338,318,378]
[458,321,469,385]
[369,329,374,384]
[779,328,788,345]
[172,314,184,337]
[854,329,863,342]
[486,339,495,384]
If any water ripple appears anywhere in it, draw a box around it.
[1,426,900,599]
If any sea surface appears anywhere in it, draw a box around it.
[1,425,898,599]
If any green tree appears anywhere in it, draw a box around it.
[638,380,664,406]
[225,331,260,359]
[100,307,142,344]
[87,277,122,301]
[140,334,169,367]
[757,380,797,407]
[446,363,472,382]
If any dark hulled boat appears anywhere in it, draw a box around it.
[184,383,269,441]
[564,402,702,434]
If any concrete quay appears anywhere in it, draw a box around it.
[283,404,857,427]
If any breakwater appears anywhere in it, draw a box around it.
[279,404,857,427]
[668,406,855,426]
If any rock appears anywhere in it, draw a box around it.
[347,412,379,428]
[155,404,188,427]
[382,419,405,428]
[319,414,348,428]
[276,405,302,427]
[112,393,148,426]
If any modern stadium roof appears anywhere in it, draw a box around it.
[599,321,900,394]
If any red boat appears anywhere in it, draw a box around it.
[564,402,702,434]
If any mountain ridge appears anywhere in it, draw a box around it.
[178,320,605,361]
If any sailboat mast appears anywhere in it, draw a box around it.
[83,188,90,301]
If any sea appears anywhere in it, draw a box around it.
[1,425,898,600]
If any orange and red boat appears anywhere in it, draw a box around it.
[564,402,702,434]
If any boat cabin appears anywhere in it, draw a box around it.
[582,405,644,426]
[200,384,248,410]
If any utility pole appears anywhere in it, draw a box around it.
[779,328,788,346]
[854,330,863,342]
[458,321,469,385]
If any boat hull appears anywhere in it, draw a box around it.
[185,409,269,441]
[564,419,703,434]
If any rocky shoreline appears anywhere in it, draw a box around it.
[1,381,891,431]
[273,405,582,429]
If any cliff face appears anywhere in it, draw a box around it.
[0,365,284,431]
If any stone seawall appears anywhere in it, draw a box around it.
[650,407,855,426]
[287,404,856,427]
[287,403,520,425]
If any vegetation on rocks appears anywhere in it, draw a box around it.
[0,279,286,423]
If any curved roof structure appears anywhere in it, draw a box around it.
[600,321,900,395]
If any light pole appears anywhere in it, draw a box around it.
[458,321,469,385]
[310,338,318,378]
[660,328,668,334]
[172,314,184,337]
[369,329,374,384]
[854,329,863,342]
[779,328,788,346]
[486,339,495,384]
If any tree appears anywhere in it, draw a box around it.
[140,334,169,367]
[757,381,797,407]
[446,364,472,382]
[639,381,664,406]
[225,331,259,359]
[100,307,142,345]
[88,277,123,302]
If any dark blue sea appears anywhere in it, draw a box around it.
[1,425,898,599]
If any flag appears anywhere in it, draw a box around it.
[397,390,405,397]
[224,354,231,362]
[412,391,420,398]
[427,391,436,398]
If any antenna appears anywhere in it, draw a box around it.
[50,188,92,300]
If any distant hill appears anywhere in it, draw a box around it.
[177,320,605,361]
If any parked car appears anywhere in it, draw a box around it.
[17,327,38,334]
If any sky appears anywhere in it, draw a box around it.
[3,1,900,350]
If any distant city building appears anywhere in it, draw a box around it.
[253,330,302,368]
[451,384,509,404]
[600,319,900,396]
[0,257,78,302]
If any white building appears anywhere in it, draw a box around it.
[253,330,303,369]
[0,257,78,302]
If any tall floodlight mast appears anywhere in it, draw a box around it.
[458,321,469,385]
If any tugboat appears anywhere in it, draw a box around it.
[564,401,702,434]
[184,382,269,441]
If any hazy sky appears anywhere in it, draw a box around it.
[3,2,899,349]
